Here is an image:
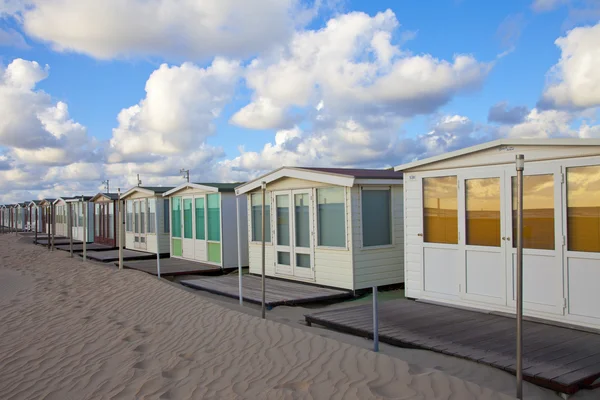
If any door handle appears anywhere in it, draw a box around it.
[506,237,511,241]
[417,233,423,237]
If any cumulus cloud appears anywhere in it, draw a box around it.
[488,102,530,124]
[539,22,600,110]
[8,0,318,60]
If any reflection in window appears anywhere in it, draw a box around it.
[171,197,181,238]
[423,176,458,244]
[362,188,392,247]
[317,187,345,247]
[195,197,205,240]
[251,193,271,243]
[295,193,310,248]
[512,174,554,250]
[183,199,193,239]
[276,195,290,246]
[466,178,501,247]
[207,193,221,242]
[567,165,600,252]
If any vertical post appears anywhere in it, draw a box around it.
[35,207,38,242]
[261,181,266,319]
[68,203,73,257]
[373,286,379,352]
[82,197,87,262]
[47,205,51,249]
[236,195,243,306]
[118,189,123,271]
[51,203,55,251]
[515,154,524,400]
[154,198,161,279]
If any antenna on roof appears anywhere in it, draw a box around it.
[137,174,142,187]
[180,168,190,183]
[102,179,110,194]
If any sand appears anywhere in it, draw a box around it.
[0,234,516,400]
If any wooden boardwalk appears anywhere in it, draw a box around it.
[305,299,600,395]
[35,238,82,246]
[181,275,352,308]
[81,249,156,262]
[55,243,114,252]
[118,258,221,277]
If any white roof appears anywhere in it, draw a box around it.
[394,138,600,172]
[121,186,155,199]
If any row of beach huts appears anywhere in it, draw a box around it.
[2,139,600,331]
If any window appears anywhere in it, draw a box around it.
[95,204,100,236]
[466,178,501,247]
[567,165,600,252]
[163,199,170,234]
[108,203,114,239]
[126,200,133,232]
[512,174,554,250]
[317,187,346,247]
[78,203,84,227]
[207,193,220,241]
[140,200,146,234]
[171,196,182,238]
[362,188,392,247]
[423,176,458,244]
[195,197,205,240]
[251,193,271,242]
[147,199,156,234]
[183,198,193,239]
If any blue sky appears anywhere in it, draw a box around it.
[0,0,599,202]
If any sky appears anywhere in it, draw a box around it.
[0,0,599,203]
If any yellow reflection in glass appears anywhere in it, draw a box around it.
[512,174,554,250]
[466,178,501,247]
[423,176,458,244]
[567,165,600,252]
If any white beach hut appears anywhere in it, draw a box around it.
[120,186,174,254]
[66,196,94,243]
[395,138,600,329]
[52,197,72,237]
[27,201,43,233]
[163,183,248,269]
[235,167,405,290]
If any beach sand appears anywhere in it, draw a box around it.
[0,234,517,400]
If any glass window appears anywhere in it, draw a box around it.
[108,203,114,239]
[95,204,100,236]
[78,203,84,227]
[567,165,600,252]
[171,196,181,238]
[207,193,221,241]
[140,200,146,234]
[362,188,392,247]
[276,195,290,246]
[195,197,205,240]
[466,178,501,247]
[126,200,133,232]
[251,193,271,242]
[423,176,458,244]
[183,198,193,239]
[512,174,555,250]
[163,199,170,234]
[317,188,346,247]
[147,199,156,234]
[295,193,310,248]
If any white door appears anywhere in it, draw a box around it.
[459,170,507,306]
[274,191,293,275]
[504,164,564,315]
[133,199,147,249]
[182,197,194,259]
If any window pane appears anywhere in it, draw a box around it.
[171,197,181,238]
[317,188,346,247]
[423,176,458,244]
[295,193,310,248]
[466,178,501,247]
[277,251,290,265]
[567,165,600,252]
[276,195,290,246]
[163,199,170,234]
[79,203,84,227]
[183,198,193,239]
[134,202,139,234]
[207,193,221,241]
[208,242,221,263]
[362,189,392,247]
[140,200,146,234]
[95,204,100,236]
[251,193,271,242]
[147,199,156,234]
[126,200,133,232]
[195,197,205,240]
[512,174,555,250]
[296,253,310,268]
[108,203,114,239]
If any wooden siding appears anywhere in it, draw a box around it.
[259,177,338,191]
[351,185,404,289]
[403,177,422,298]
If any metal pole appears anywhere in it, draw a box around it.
[47,205,51,249]
[118,189,123,271]
[154,198,161,279]
[515,154,524,400]
[69,203,73,257]
[51,203,55,251]
[82,197,87,262]
[261,181,266,319]
[35,207,38,242]
[236,195,243,306]
[373,286,379,352]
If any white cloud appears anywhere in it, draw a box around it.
[12,0,316,60]
[539,22,600,110]
[0,27,28,48]
[531,0,568,12]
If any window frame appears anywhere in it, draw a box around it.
[359,185,395,250]
[315,186,349,251]
[250,192,272,245]
[146,198,156,235]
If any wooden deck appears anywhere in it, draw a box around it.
[81,249,156,262]
[181,275,353,307]
[55,243,114,252]
[118,258,222,277]
[305,299,600,395]
[35,238,82,246]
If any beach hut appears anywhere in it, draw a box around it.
[38,199,55,234]
[121,186,174,254]
[65,196,94,243]
[235,167,404,290]
[52,197,72,237]
[28,200,44,233]
[163,183,248,268]
[394,138,600,330]
[90,192,119,248]
[0,205,7,229]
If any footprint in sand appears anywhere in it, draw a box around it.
[133,359,156,370]
[161,366,189,380]
[275,381,311,393]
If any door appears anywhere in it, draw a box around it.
[274,190,315,279]
[504,164,564,315]
[133,199,147,249]
[182,196,194,259]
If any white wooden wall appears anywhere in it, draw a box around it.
[123,195,170,254]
